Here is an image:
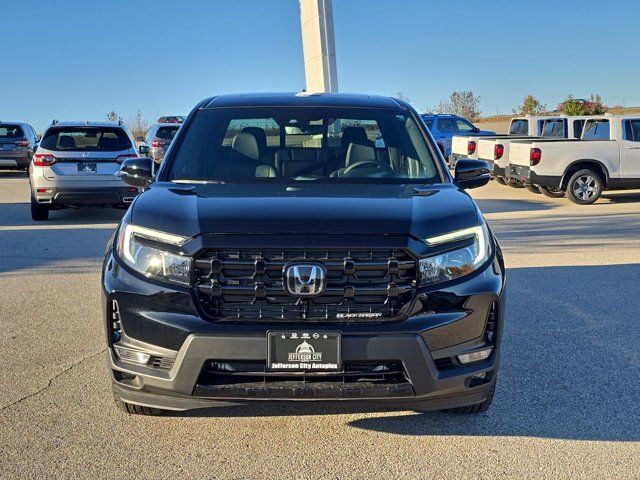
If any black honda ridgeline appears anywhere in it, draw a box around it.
[103,93,505,415]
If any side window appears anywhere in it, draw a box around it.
[423,119,433,130]
[624,119,640,142]
[582,120,610,140]
[573,120,584,139]
[455,119,475,133]
[509,120,528,135]
[438,119,456,133]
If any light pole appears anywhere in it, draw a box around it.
[299,0,338,93]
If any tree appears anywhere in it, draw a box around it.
[106,111,121,123]
[396,91,412,104]
[560,94,607,115]
[127,111,149,140]
[432,91,481,120]
[514,95,546,115]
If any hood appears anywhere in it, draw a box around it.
[130,182,480,241]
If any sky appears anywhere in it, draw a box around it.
[2,0,640,132]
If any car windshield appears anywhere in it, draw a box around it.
[166,107,440,184]
[40,127,133,152]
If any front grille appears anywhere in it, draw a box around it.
[194,361,414,399]
[193,248,417,321]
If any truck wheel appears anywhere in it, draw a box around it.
[566,169,603,205]
[539,186,565,198]
[443,385,495,414]
[525,184,541,194]
[505,178,524,188]
[114,394,163,415]
[494,176,506,185]
[30,196,49,221]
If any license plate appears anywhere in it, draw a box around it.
[77,162,97,173]
[267,331,341,371]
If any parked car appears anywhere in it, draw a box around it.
[144,123,182,164]
[478,116,587,188]
[106,92,505,415]
[450,115,549,166]
[0,121,39,171]
[156,116,185,124]
[507,114,640,204]
[420,114,495,158]
[29,121,140,220]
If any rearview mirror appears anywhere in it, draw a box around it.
[454,159,490,189]
[119,157,153,188]
[136,136,145,142]
[138,145,150,156]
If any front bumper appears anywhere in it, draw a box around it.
[103,243,506,411]
[34,186,139,206]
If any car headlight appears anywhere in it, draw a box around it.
[116,220,192,285]
[419,223,491,285]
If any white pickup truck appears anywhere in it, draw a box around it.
[507,114,640,204]
[449,115,549,167]
[479,116,588,186]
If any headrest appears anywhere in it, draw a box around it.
[341,126,372,149]
[58,136,76,149]
[345,143,376,168]
[241,127,267,154]
[232,132,260,160]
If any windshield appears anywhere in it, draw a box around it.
[166,107,440,184]
[40,127,133,152]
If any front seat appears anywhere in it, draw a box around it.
[226,131,276,179]
[332,143,379,177]
[331,126,374,171]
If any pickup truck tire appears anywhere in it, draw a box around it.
[505,178,524,188]
[442,385,495,414]
[494,176,506,185]
[30,195,50,221]
[539,186,565,198]
[525,184,542,194]
[114,394,163,415]
[566,169,603,205]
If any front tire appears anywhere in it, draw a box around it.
[566,169,603,205]
[539,186,565,198]
[443,385,495,414]
[30,196,49,221]
[114,394,163,415]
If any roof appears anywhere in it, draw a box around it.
[203,92,406,110]
[420,114,461,118]
[46,121,128,128]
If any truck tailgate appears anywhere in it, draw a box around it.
[477,139,497,161]
[510,141,535,167]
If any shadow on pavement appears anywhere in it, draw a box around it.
[171,264,640,443]
[475,197,555,214]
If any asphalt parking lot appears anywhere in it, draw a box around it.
[1,171,639,479]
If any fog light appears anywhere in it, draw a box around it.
[114,346,150,365]
[458,347,492,365]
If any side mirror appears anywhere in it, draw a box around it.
[120,157,153,187]
[138,145,150,156]
[454,159,491,189]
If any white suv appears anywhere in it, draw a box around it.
[29,121,140,221]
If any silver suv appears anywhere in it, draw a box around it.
[144,123,181,164]
[29,121,140,221]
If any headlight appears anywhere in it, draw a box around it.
[116,220,192,285]
[419,223,491,285]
